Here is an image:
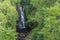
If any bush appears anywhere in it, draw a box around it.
[29,0,60,40]
[0,0,18,40]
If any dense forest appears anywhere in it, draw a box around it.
[0,0,60,40]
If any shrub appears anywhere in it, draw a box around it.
[0,0,18,40]
[29,0,60,40]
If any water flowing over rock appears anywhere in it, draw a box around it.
[19,6,26,29]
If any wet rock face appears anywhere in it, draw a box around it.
[16,0,33,40]
[16,33,25,40]
[16,24,32,33]
[16,30,31,40]
[16,5,32,33]
[16,4,27,32]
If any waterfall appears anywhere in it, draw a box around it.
[18,6,26,29]
[16,4,32,32]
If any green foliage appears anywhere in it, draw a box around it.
[0,27,16,40]
[0,0,60,40]
[0,13,7,24]
[0,0,18,40]
[29,0,60,40]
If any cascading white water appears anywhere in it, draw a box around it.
[19,6,26,29]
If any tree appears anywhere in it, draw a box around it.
[29,0,60,40]
[0,0,18,40]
